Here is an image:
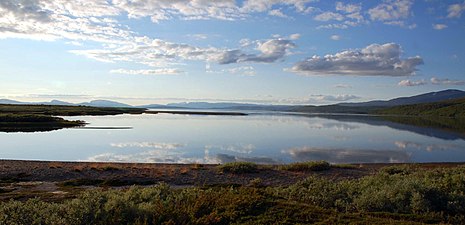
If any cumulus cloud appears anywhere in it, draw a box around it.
[0,0,304,75]
[240,0,315,14]
[314,12,344,21]
[290,43,424,76]
[431,77,465,86]
[368,0,413,21]
[268,9,289,18]
[432,24,448,30]
[315,2,364,29]
[336,2,361,14]
[447,1,465,18]
[215,38,296,64]
[0,0,132,42]
[398,79,427,86]
[112,0,243,22]
[367,0,416,28]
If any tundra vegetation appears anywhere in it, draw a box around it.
[1,163,465,224]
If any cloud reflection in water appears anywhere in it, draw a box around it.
[284,147,411,163]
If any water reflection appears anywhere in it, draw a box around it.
[215,153,280,164]
[394,141,459,152]
[284,147,412,163]
[312,114,465,140]
[1,113,465,163]
[0,126,64,133]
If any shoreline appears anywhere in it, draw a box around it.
[1,159,464,188]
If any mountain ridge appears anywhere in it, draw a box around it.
[1,89,464,110]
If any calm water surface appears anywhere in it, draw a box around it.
[1,113,464,164]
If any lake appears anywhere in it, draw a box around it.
[1,112,464,164]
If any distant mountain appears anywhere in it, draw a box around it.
[138,104,187,109]
[78,100,133,108]
[293,89,465,114]
[165,102,254,109]
[339,89,465,107]
[161,102,293,111]
[39,100,75,106]
[0,99,23,105]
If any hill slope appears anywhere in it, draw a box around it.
[340,89,465,107]
[377,97,465,117]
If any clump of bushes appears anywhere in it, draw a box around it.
[2,165,465,224]
[217,162,258,174]
[280,165,465,219]
[280,161,331,172]
[0,184,267,225]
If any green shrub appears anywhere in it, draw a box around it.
[280,161,331,172]
[217,162,258,174]
[380,165,417,175]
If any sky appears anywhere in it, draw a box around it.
[0,0,464,105]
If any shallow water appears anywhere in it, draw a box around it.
[1,113,464,164]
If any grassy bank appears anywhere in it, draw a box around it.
[0,114,85,132]
[1,163,465,224]
[0,104,146,116]
[0,104,147,132]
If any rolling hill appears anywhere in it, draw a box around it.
[377,97,465,118]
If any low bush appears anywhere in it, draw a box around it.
[280,161,331,172]
[217,162,258,174]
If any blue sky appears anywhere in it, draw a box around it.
[0,0,464,105]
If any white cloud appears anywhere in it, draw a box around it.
[314,12,344,21]
[431,77,465,86]
[384,20,417,29]
[240,0,315,14]
[110,68,183,75]
[447,1,465,18]
[314,2,365,29]
[268,9,289,18]
[398,79,427,86]
[367,0,416,28]
[290,43,423,76]
[208,65,256,76]
[432,24,448,30]
[336,2,361,14]
[330,35,341,40]
[112,0,243,22]
[368,0,413,21]
[288,33,301,40]
[223,66,256,76]
[334,84,352,88]
[111,142,185,149]
[308,94,360,102]
[188,34,209,40]
[215,38,296,64]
